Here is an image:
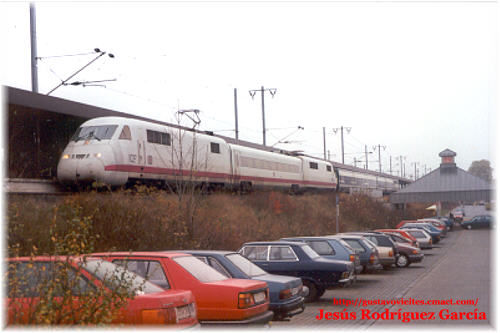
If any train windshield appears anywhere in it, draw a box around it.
[71,125,118,142]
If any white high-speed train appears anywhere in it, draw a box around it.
[57,116,407,193]
[57,117,337,191]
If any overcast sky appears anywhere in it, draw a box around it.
[2,1,497,179]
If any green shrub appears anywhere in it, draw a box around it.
[6,200,143,326]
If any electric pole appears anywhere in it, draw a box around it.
[365,145,369,169]
[398,156,406,178]
[234,88,239,140]
[373,144,386,173]
[249,86,277,146]
[30,3,38,92]
[333,126,351,164]
[323,127,327,160]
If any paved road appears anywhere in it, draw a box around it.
[272,227,493,329]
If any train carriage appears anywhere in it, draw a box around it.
[299,156,337,191]
[57,116,408,194]
[229,144,303,192]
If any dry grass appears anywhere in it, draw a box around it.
[7,191,431,256]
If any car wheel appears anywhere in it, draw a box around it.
[303,280,318,302]
[396,254,410,268]
[467,225,472,230]
[317,287,326,298]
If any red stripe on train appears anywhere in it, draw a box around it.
[104,164,337,188]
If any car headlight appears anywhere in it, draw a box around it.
[94,153,102,158]
[62,154,70,160]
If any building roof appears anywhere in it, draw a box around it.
[390,162,493,204]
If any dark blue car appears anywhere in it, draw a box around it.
[331,234,383,273]
[182,250,305,321]
[280,236,363,274]
[461,215,493,230]
[238,241,355,302]
[433,216,455,231]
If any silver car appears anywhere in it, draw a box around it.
[402,228,433,249]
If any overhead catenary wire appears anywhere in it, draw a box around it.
[36,51,98,59]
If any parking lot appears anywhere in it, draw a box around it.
[273,228,492,329]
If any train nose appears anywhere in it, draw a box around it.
[75,157,105,182]
[57,152,105,185]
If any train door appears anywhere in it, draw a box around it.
[116,124,132,166]
[228,146,235,187]
[230,146,239,188]
[136,127,146,177]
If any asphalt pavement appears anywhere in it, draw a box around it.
[272,227,493,329]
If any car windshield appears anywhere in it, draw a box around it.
[343,239,365,253]
[301,245,320,259]
[405,224,432,232]
[173,256,228,283]
[408,230,426,238]
[82,259,164,295]
[375,236,394,247]
[362,238,377,249]
[71,125,118,142]
[338,239,355,253]
[427,225,440,232]
[392,235,410,243]
[226,254,267,277]
[306,240,335,255]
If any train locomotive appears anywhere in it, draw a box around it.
[57,116,407,193]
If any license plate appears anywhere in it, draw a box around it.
[175,304,195,321]
[253,291,266,303]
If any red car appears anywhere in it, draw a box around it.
[395,220,418,229]
[93,252,274,325]
[375,229,419,248]
[6,256,198,326]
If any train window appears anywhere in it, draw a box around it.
[147,130,171,146]
[119,125,132,140]
[326,165,332,172]
[239,156,300,173]
[71,125,118,142]
[161,133,171,146]
[147,130,157,143]
[309,162,318,170]
[210,142,220,154]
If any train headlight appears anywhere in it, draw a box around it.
[62,154,70,160]
[94,153,102,158]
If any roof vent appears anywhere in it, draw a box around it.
[439,148,457,173]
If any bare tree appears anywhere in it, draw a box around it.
[165,109,209,240]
